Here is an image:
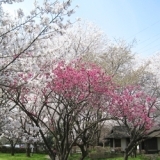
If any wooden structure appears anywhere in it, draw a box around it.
[105,126,160,154]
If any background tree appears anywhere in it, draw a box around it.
[82,40,148,86]
[1,109,23,156]
[19,113,40,157]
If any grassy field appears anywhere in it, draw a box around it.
[69,156,142,160]
[1,153,160,160]
[0,153,48,160]
[68,153,160,160]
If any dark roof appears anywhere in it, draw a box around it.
[105,126,130,139]
[105,126,160,139]
[147,126,160,138]
[148,131,160,137]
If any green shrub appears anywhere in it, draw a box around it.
[94,146,106,153]
[0,146,47,154]
[0,146,26,153]
[89,152,123,160]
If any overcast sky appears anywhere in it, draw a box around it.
[3,0,160,58]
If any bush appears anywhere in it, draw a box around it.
[89,152,124,160]
[0,146,26,153]
[0,146,47,154]
[89,147,123,160]
[94,146,107,153]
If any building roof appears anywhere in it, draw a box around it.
[105,126,130,139]
[147,126,160,138]
[148,131,160,137]
[105,126,160,139]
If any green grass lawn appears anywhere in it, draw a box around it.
[69,153,160,160]
[0,153,48,160]
[93,158,142,160]
[68,154,137,160]
[2,153,160,160]
[69,157,142,160]
[98,157,160,160]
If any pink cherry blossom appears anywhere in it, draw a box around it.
[108,85,156,130]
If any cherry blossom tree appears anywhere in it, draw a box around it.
[0,1,76,151]
[147,53,160,110]
[133,54,160,127]
[55,21,108,61]
[1,110,23,156]
[19,112,40,157]
[80,40,151,152]
[0,0,76,85]
[0,89,10,129]
[0,105,40,156]
[0,7,109,157]
[46,60,114,160]
[0,0,23,4]
[5,60,115,160]
[107,85,157,160]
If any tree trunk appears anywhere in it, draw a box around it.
[11,145,15,156]
[132,147,137,158]
[124,148,130,160]
[34,142,38,153]
[58,154,66,160]
[26,143,31,157]
[78,145,89,160]
[49,153,56,160]
[124,152,129,160]
[80,151,88,160]
[139,143,142,154]
[57,151,71,160]
[11,147,15,156]
[10,141,15,156]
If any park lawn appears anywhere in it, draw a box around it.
[68,154,140,160]
[0,153,48,160]
[105,157,141,160]
[69,153,160,160]
[98,157,160,160]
